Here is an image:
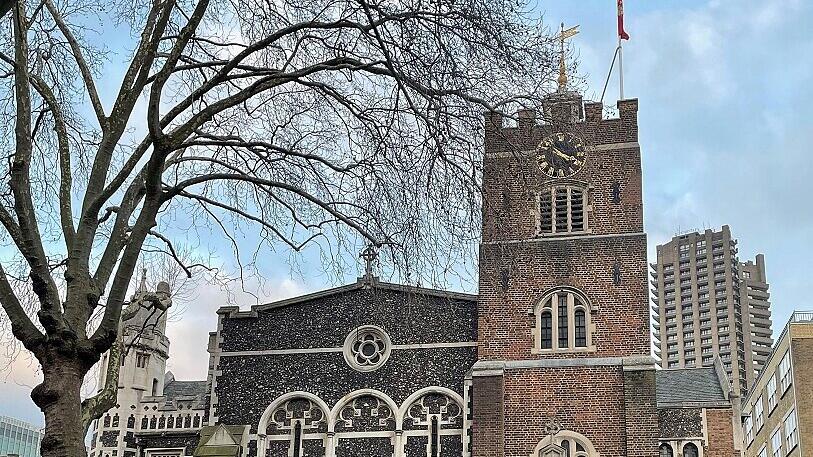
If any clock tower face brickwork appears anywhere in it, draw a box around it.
[472,95,659,457]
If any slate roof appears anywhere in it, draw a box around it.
[655,367,729,407]
[163,379,208,400]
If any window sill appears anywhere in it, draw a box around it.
[536,229,593,238]
[531,345,597,355]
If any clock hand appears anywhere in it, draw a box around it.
[551,147,577,162]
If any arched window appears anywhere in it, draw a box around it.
[561,439,570,457]
[558,295,569,348]
[534,431,596,457]
[659,443,673,457]
[430,416,439,457]
[140,417,148,430]
[540,311,553,349]
[291,421,302,457]
[111,414,119,427]
[193,414,200,428]
[538,185,589,235]
[575,309,587,347]
[534,288,594,353]
[683,443,699,457]
[103,415,110,428]
[152,378,159,396]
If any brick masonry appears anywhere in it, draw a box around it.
[473,95,660,457]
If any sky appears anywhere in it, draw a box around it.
[2,0,813,427]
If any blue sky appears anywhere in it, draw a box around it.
[2,0,812,426]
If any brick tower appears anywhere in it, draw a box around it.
[471,91,659,457]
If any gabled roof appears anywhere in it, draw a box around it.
[194,424,247,456]
[655,367,729,407]
[163,379,208,401]
[216,277,478,317]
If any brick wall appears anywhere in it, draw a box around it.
[482,99,642,244]
[624,369,659,457]
[472,375,504,457]
[704,408,737,457]
[502,367,627,456]
[478,235,651,360]
[474,96,659,457]
[791,337,813,454]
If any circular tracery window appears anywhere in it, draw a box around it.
[344,326,391,372]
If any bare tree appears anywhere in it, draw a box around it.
[0,0,558,454]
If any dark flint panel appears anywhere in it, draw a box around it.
[215,347,476,431]
[219,288,477,352]
[658,408,704,438]
[335,437,393,457]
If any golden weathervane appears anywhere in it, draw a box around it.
[556,23,580,92]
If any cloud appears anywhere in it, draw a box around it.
[164,276,306,380]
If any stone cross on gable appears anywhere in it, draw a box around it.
[360,245,378,283]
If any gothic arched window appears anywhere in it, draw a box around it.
[540,311,553,349]
[659,443,673,457]
[291,421,302,457]
[534,431,596,457]
[534,288,594,353]
[538,185,589,235]
[558,295,569,348]
[575,309,587,347]
[683,443,699,457]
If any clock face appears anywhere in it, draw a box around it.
[537,132,586,178]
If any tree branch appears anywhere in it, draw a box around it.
[43,0,106,126]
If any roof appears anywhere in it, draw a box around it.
[216,277,478,317]
[163,379,208,400]
[655,367,729,407]
[194,424,247,456]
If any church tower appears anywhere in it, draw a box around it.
[90,272,172,457]
[471,86,659,455]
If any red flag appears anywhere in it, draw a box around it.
[617,0,630,40]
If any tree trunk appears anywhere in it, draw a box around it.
[32,355,89,457]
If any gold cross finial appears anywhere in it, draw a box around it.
[556,23,580,92]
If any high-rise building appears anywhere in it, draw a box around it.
[741,255,773,380]
[741,310,812,457]
[651,225,773,396]
[0,416,42,457]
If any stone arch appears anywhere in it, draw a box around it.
[257,391,332,457]
[331,388,399,430]
[258,391,332,433]
[531,430,599,457]
[397,386,465,429]
[531,286,593,315]
[531,286,596,353]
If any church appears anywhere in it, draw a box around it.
[88,67,741,457]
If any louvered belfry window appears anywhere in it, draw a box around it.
[539,185,587,235]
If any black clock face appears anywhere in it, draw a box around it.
[537,132,586,178]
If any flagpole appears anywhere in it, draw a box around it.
[618,36,624,100]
